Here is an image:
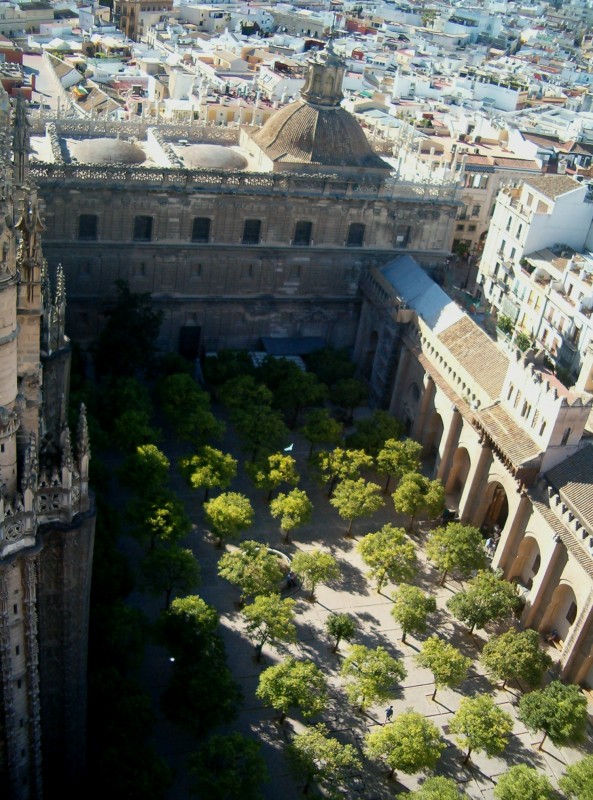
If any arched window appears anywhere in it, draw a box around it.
[561,427,572,446]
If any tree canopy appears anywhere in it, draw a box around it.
[269,488,313,542]
[140,546,201,609]
[426,523,488,585]
[393,472,445,530]
[256,658,327,721]
[188,733,268,800]
[330,478,384,535]
[314,447,374,497]
[325,613,358,653]
[391,584,436,643]
[340,644,407,710]
[357,524,417,590]
[300,408,343,457]
[127,491,191,553]
[120,444,169,498]
[365,710,444,778]
[94,279,163,378]
[517,681,588,750]
[481,628,552,690]
[410,777,468,799]
[415,635,471,701]
[346,410,403,457]
[291,550,340,600]
[286,723,361,797]
[243,594,297,660]
[203,492,254,547]
[494,765,554,800]
[560,754,593,799]
[376,438,422,493]
[245,452,299,501]
[179,446,237,501]
[217,541,283,603]
[449,694,513,763]
[447,571,521,633]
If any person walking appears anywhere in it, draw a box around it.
[384,705,394,725]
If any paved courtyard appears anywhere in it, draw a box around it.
[126,407,593,799]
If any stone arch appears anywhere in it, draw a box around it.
[477,480,509,532]
[363,330,378,379]
[510,535,540,590]
[541,582,578,645]
[445,447,471,508]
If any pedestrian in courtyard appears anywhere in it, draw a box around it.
[384,705,393,725]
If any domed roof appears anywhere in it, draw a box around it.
[248,43,390,174]
[68,137,146,165]
[251,99,388,170]
[179,144,248,170]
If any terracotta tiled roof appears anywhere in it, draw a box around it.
[546,445,593,531]
[251,99,389,169]
[474,403,542,468]
[531,494,593,578]
[523,174,581,199]
[492,157,541,170]
[437,316,508,400]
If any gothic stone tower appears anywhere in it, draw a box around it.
[0,93,95,799]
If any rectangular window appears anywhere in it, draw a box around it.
[347,222,365,247]
[293,220,312,246]
[191,217,211,243]
[472,204,481,217]
[133,215,153,242]
[242,219,261,245]
[78,214,98,241]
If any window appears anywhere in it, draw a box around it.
[507,384,514,401]
[506,216,512,231]
[190,263,202,278]
[191,217,211,243]
[15,645,19,656]
[347,223,365,247]
[242,219,261,245]
[133,215,153,242]
[13,604,17,615]
[516,223,523,238]
[532,554,541,575]
[539,421,546,436]
[561,427,572,446]
[293,220,312,246]
[78,214,98,240]
[510,247,516,260]
[456,223,465,231]
[468,224,477,232]
[471,204,481,217]
[566,601,578,625]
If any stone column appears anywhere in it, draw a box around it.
[388,345,411,416]
[492,492,531,573]
[436,407,462,483]
[523,538,566,629]
[0,565,20,800]
[458,441,493,523]
[411,373,435,444]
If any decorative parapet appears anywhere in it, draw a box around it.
[29,161,459,204]
[45,123,64,165]
[547,484,593,561]
[0,419,90,556]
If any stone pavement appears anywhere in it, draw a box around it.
[128,408,593,799]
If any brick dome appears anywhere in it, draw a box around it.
[251,99,388,169]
